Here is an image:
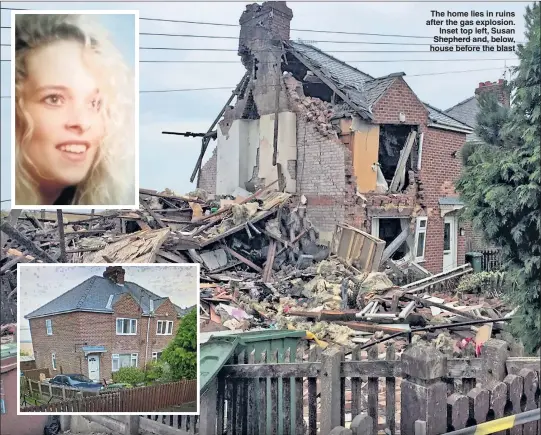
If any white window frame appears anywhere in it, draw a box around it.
[156,320,173,336]
[45,319,53,335]
[51,352,57,370]
[151,351,163,362]
[116,318,137,335]
[414,217,428,262]
[111,353,138,372]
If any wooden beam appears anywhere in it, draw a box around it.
[389,130,416,193]
[223,246,263,273]
[380,226,409,264]
[139,195,167,229]
[287,46,372,120]
[262,239,277,283]
[190,73,249,182]
[0,222,57,263]
[56,209,67,262]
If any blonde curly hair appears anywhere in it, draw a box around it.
[15,14,135,206]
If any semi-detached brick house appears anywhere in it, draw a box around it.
[195,1,483,274]
[25,267,189,383]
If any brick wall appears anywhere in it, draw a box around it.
[420,127,467,273]
[371,78,429,126]
[30,295,180,382]
[295,110,348,238]
[197,148,217,194]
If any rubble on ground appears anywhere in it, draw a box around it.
[1,186,517,357]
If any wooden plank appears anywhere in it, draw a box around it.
[259,351,268,435]
[294,345,304,435]
[262,239,277,283]
[308,347,319,435]
[270,349,279,435]
[367,346,378,435]
[320,348,342,434]
[56,209,67,262]
[506,358,541,375]
[223,246,263,273]
[283,348,292,435]
[401,293,480,320]
[0,222,57,262]
[222,362,321,378]
[389,130,416,192]
[386,344,396,434]
[351,346,363,419]
[247,350,257,435]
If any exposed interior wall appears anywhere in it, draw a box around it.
[215,114,297,195]
[350,117,380,193]
[216,120,253,195]
[258,112,297,193]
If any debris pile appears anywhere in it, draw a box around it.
[1,185,515,358]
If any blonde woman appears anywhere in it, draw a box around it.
[14,13,136,206]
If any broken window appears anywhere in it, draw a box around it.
[373,218,409,261]
[414,217,428,262]
[378,125,418,192]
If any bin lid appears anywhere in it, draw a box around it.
[466,252,483,257]
[233,329,306,344]
[200,336,239,392]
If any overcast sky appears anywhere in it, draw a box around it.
[18,264,198,341]
[0,1,527,206]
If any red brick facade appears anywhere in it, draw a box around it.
[29,294,180,382]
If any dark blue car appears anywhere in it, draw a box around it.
[49,374,103,392]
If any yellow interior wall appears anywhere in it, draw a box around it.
[352,124,380,192]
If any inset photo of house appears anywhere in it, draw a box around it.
[17,264,199,415]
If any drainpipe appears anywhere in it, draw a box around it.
[145,315,151,367]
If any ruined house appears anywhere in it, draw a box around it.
[195,1,476,274]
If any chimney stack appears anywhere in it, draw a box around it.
[474,79,510,107]
[237,2,293,116]
[103,266,125,285]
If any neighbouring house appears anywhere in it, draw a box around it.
[25,266,190,383]
[445,79,510,252]
[195,1,476,274]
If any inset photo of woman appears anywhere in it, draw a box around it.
[12,11,138,208]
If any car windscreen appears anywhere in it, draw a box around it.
[69,375,93,383]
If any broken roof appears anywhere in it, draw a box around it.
[25,275,187,319]
[287,41,472,133]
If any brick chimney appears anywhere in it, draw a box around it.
[474,78,510,107]
[103,266,125,285]
[238,1,293,115]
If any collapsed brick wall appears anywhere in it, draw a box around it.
[284,73,359,238]
[197,147,217,194]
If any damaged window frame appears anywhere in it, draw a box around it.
[414,216,428,263]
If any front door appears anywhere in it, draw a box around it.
[443,214,457,272]
[88,355,100,382]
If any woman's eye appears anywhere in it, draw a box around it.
[91,99,102,111]
[43,94,63,106]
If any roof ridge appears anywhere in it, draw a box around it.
[289,41,374,80]
[444,95,476,113]
[76,275,98,309]
[25,275,98,319]
[423,101,474,130]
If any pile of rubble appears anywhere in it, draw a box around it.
[1,185,517,358]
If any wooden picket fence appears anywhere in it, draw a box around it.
[200,339,541,435]
[21,379,197,413]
